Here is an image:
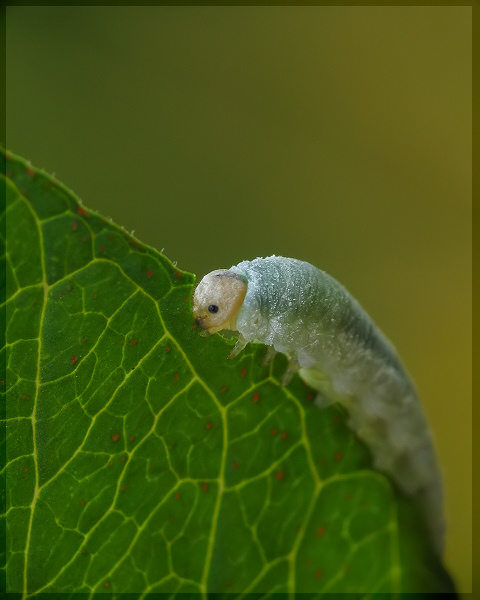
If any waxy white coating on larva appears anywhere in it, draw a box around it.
[193,255,445,555]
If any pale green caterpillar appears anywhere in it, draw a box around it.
[193,255,445,556]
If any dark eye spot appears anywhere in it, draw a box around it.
[208,305,219,314]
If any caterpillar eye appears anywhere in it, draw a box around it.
[208,304,219,314]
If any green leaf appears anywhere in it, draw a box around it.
[2,148,456,597]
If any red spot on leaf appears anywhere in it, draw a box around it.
[0,381,4,386]
[206,422,211,430]
[317,526,325,536]
[334,451,343,461]
[24,395,28,399]
[252,392,259,403]
[76,206,88,216]
[121,456,126,462]
[129,435,134,441]
[174,372,179,381]
[93,294,97,299]
[276,471,284,480]
[315,569,322,578]
[220,386,227,393]
[147,270,153,277]
[109,461,113,466]
[112,434,119,442]
[81,337,86,342]
[72,221,78,231]
[71,356,77,364]
[27,167,34,176]
[240,367,246,377]
[99,245,105,252]
[121,485,126,491]
[174,270,183,279]
[175,492,180,499]
[80,500,84,505]
[281,431,287,439]
[24,467,28,472]
[104,582,109,588]
[109,234,113,239]
[185,296,189,302]
[233,462,239,470]
[271,428,277,436]
[202,483,209,491]
[192,323,197,330]
[81,236,87,242]
[131,339,137,345]
[165,346,171,353]
[307,393,314,401]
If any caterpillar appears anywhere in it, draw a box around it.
[193,255,445,556]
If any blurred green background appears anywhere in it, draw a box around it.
[6,6,471,593]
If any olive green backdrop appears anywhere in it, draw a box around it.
[5,5,472,593]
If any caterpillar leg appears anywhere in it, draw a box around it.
[314,393,336,409]
[281,356,300,386]
[228,334,248,359]
[261,346,277,366]
[299,368,336,408]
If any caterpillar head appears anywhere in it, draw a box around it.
[193,270,247,334]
